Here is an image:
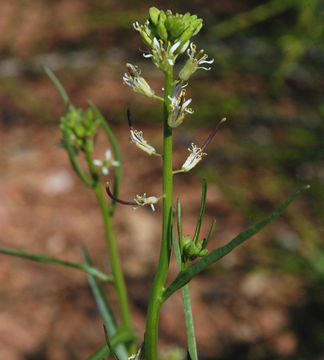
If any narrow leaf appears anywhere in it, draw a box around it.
[192,179,207,244]
[173,228,182,269]
[86,331,136,360]
[163,186,309,301]
[205,219,216,246]
[0,246,112,282]
[172,230,198,360]
[82,247,128,360]
[104,325,119,360]
[42,66,70,105]
[177,198,183,256]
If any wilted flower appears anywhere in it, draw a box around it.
[179,42,214,81]
[181,143,206,172]
[133,20,154,47]
[168,81,193,128]
[123,63,155,98]
[93,149,119,175]
[133,193,161,211]
[129,128,158,156]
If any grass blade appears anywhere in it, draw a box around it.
[172,229,198,360]
[82,247,129,360]
[0,246,112,282]
[163,186,309,301]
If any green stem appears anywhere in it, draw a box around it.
[153,94,165,102]
[173,168,185,175]
[145,67,174,359]
[84,142,135,353]
[85,144,134,352]
[172,229,198,360]
[94,182,135,353]
[64,131,94,187]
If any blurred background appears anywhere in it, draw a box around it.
[0,0,323,359]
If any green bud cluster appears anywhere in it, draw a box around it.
[60,106,100,152]
[182,235,208,264]
[138,7,203,51]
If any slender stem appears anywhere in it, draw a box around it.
[94,182,135,353]
[64,131,94,187]
[173,169,185,175]
[153,94,165,102]
[85,144,134,352]
[172,230,198,360]
[145,67,174,359]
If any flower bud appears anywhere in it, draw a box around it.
[135,8,203,59]
[149,7,160,26]
[140,31,153,48]
[60,106,100,151]
[182,235,208,263]
[157,12,168,41]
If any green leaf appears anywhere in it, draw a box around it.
[172,230,198,360]
[192,179,207,244]
[42,66,70,106]
[90,105,122,214]
[86,331,137,360]
[0,246,112,282]
[104,325,119,360]
[82,247,129,360]
[163,186,309,301]
[176,198,183,256]
[205,219,216,247]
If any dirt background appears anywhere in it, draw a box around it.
[0,1,323,359]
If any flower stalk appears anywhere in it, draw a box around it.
[144,67,174,360]
[83,147,135,353]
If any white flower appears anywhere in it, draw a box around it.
[93,149,120,175]
[179,42,214,81]
[129,128,157,155]
[181,143,206,172]
[167,81,193,128]
[143,37,181,71]
[123,63,155,98]
[133,193,160,211]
